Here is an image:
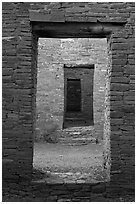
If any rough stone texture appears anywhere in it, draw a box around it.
[2,1,135,197]
[3,180,134,202]
[36,39,64,141]
[36,38,107,141]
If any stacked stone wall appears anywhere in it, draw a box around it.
[2,2,33,180]
[36,39,64,141]
[2,2,135,194]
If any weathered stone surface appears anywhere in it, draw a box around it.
[2,1,135,198]
[111,77,129,83]
[92,183,106,193]
[110,83,129,91]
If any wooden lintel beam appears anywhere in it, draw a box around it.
[64,64,94,69]
[32,22,124,38]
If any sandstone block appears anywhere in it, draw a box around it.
[110,111,123,118]
[111,43,129,50]
[112,59,127,65]
[110,83,129,91]
[110,119,123,125]
[111,77,129,83]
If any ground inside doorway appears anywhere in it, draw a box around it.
[33,142,106,184]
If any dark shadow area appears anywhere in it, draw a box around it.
[2,169,135,202]
[31,21,124,38]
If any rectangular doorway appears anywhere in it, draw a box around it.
[63,64,94,128]
[34,37,109,185]
[67,79,81,112]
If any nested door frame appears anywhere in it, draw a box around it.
[31,18,125,182]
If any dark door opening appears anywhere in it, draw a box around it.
[67,79,81,112]
[63,64,95,128]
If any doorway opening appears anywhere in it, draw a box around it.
[63,64,94,128]
[66,78,81,112]
[33,37,109,184]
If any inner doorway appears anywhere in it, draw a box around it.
[64,64,94,128]
[66,78,81,112]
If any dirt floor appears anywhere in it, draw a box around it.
[33,141,106,183]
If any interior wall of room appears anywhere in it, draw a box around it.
[36,38,108,141]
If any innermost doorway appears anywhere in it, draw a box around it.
[66,78,81,112]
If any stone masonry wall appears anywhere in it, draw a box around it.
[36,39,64,141]
[36,38,108,141]
[2,2,135,194]
[2,2,33,180]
